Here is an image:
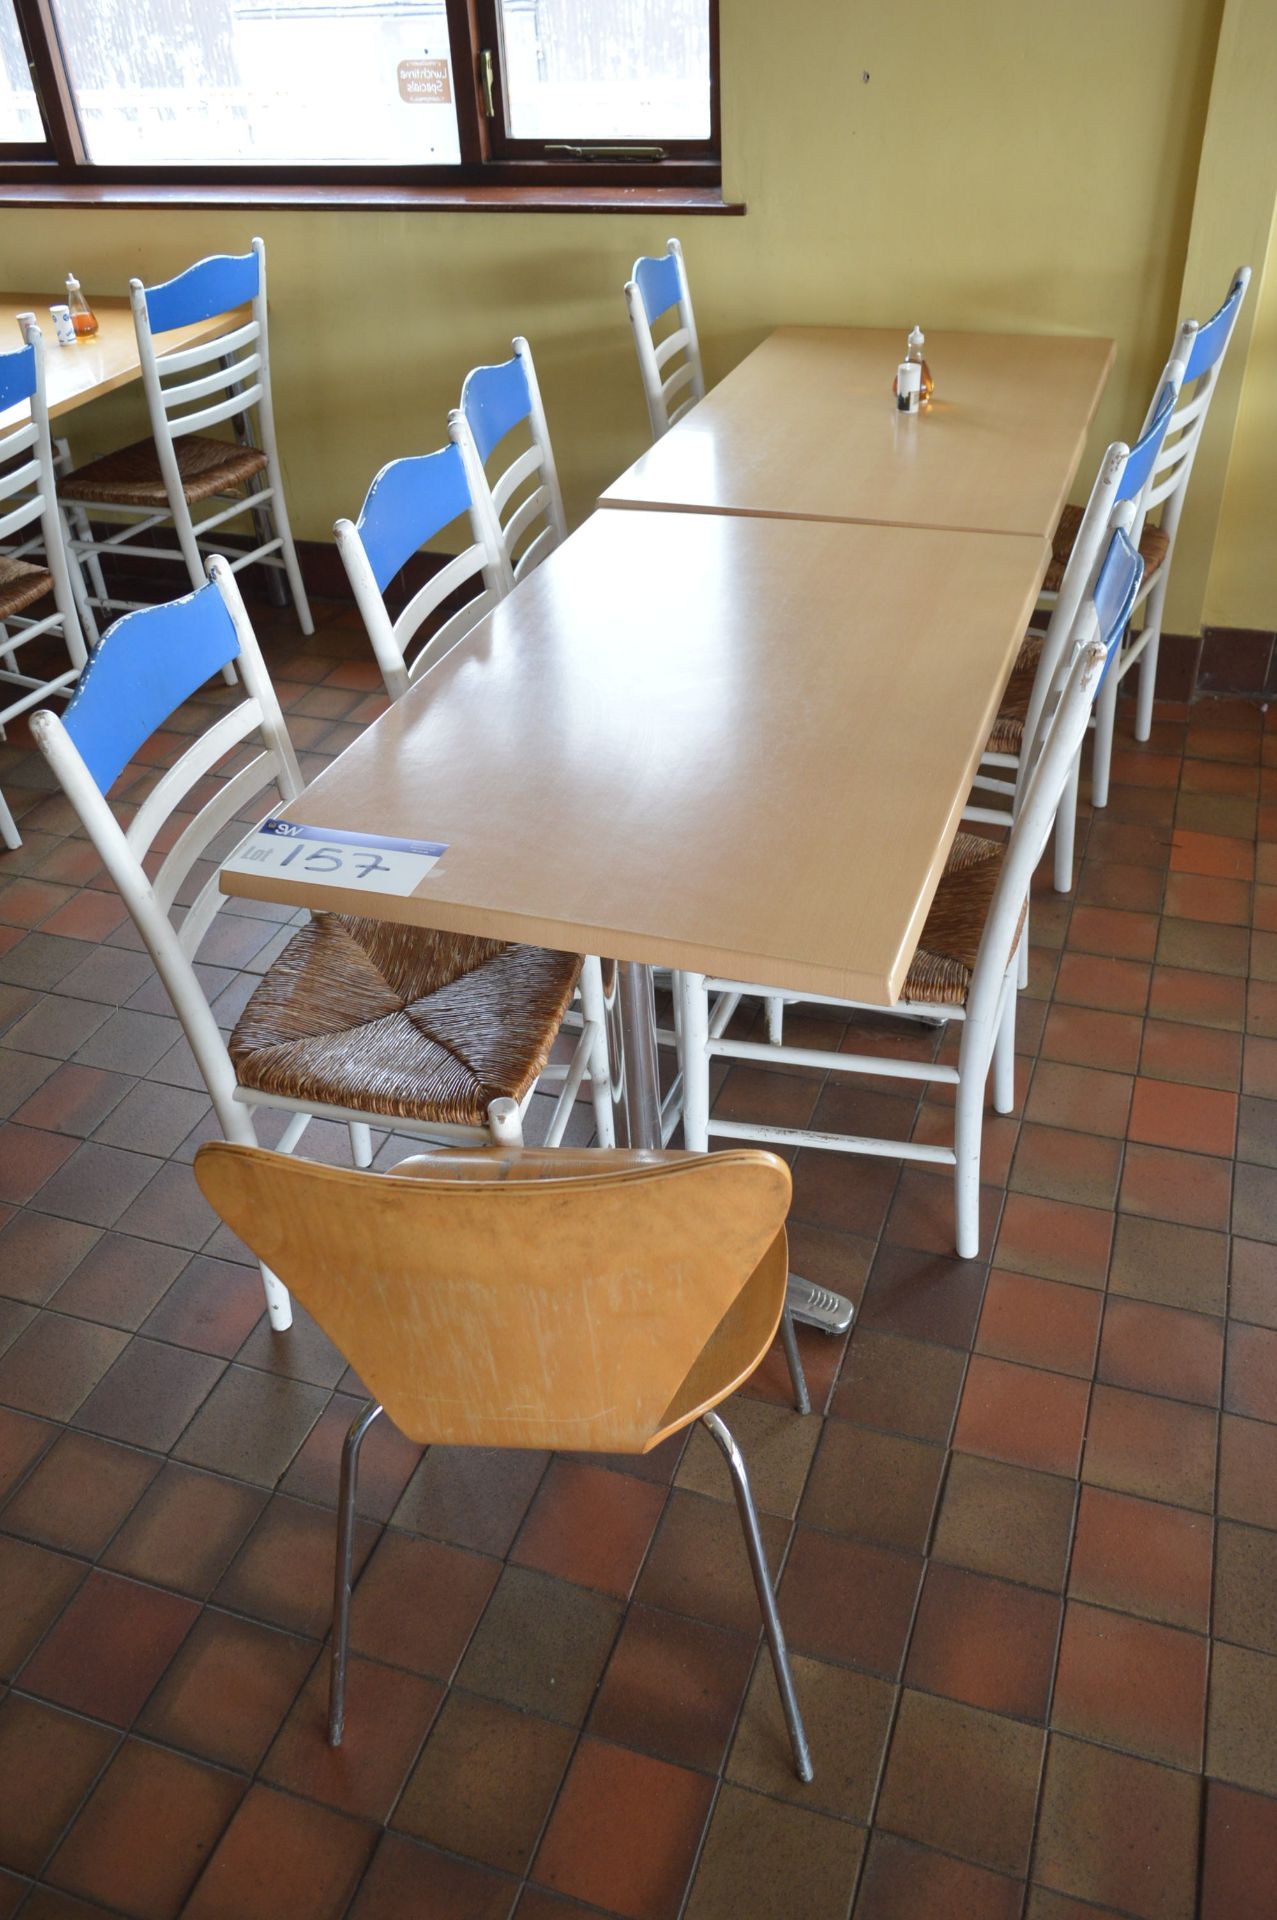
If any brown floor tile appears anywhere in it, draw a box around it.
[0,1535,86,1681]
[182,1783,377,1920]
[854,1831,1023,1920]
[48,1232,188,1330]
[1164,871,1252,923]
[262,1653,442,1822]
[1026,1061,1132,1137]
[788,1147,899,1240]
[510,1459,666,1596]
[349,1529,499,1677]
[1051,1600,1206,1768]
[588,1603,753,1773]
[676,1393,820,1518]
[1068,904,1159,962]
[1109,1214,1228,1314]
[1243,1034,1277,1097]
[976,1269,1101,1377]
[1,1428,158,1557]
[457,1566,621,1724]
[933,1452,1076,1590]
[799,1420,943,1552]
[171,1363,328,1486]
[394,1690,573,1873]
[72,1335,225,1451]
[1054,952,1149,1015]
[954,1354,1089,1476]
[0,1210,101,1310]
[1225,1321,1277,1420]
[1238,1094,1277,1170]
[1069,1485,1211,1631]
[1214,1520,1277,1656]
[1082,1384,1216,1509]
[1034,1734,1199,1920]
[1218,1414,1277,1528]
[1118,1141,1233,1229]
[1141,1018,1242,1089]
[858,1242,988,1347]
[635,1486,789,1639]
[1209,1641,1277,1793]
[233,1301,347,1387]
[0,1402,55,1500]
[830,1328,965,1439]
[278,1394,421,1520]
[882,1166,1001,1260]
[29,1139,165,1229]
[1024,1891,1132,1920]
[1149,962,1246,1030]
[46,1737,244,1918]
[876,1688,1042,1876]
[728,1649,894,1819]
[534,1736,713,1920]
[906,1560,1060,1720]
[1128,1075,1237,1155]
[0,1310,128,1420]
[13,1061,131,1143]
[139,1253,266,1357]
[137,1608,315,1772]
[1041,1004,1143,1074]
[348,1833,516,1920]
[18,1568,199,1726]
[102,1461,267,1598]
[1235,1161,1277,1241]
[0,1693,116,1877]
[392,1445,549,1556]
[779,1527,921,1677]
[1097,1297,1223,1406]
[683,1782,864,1920]
[0,1123,77,1206]
[1156,915,1250,977]
[214,1492,377,1637]
[994,1194,1113,1289]
[1201,1779,1277,1920]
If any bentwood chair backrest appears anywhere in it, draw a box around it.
[624,236,705,441]
[1134,268,1250,551]
[334,431,513,702]
[453,336,567,582]
[193,1140,793,1454]
[30,562,303,1138]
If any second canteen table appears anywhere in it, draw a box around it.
[599,326,1115,542]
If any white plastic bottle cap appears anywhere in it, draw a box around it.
[908,325,925,350]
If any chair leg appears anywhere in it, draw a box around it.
[328,1399,383,1746]
[579,955,616,1149]
[487,1097,524,1146]
[993,970,1017,1115]
[702,1409,812,1782]
[766,997,785,1046]
[1134,626,1160,743]
[1091,659,1120,811]
[349,1122,374,1168]
[677,972,710,1151]
[953,1063,985,1261]
[1052,749,1081,893]
[0,784,20,853]
[264,458,315,636]
[779,1306,811,1417]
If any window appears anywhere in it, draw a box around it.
[2,0,718,195]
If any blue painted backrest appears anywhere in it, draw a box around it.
[461,352,532,465]
[356,445,473,594]
[61,581,241,795]
[1185,272,1247,381]
[634,251,683,326]
[144,249,260,334]
[1093,527,1144,686]
[0,342,36,417]
[1117,380,1178,503]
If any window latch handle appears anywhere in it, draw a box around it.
[479,49,495,119]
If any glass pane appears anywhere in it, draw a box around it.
[50,0,461,166]
[0,0,43,143]
[498,0,709,140]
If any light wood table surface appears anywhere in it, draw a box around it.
[220,508,1048,1007]
[0,293,248,431]
[599,326,1115,542]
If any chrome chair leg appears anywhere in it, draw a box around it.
[328,1399,383,1747]
[779,1307,811,1416]
[702,1409,813,1782]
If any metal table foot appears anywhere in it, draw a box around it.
[786,1273,855,1335]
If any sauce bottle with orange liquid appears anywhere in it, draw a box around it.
[65,275,98,338]
[892,326,933,408]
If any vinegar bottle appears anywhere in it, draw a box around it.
[65,275,98,338]
[905,325,932,406]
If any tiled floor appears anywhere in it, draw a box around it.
[1,594,1276,1918]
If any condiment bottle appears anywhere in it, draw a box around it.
[892,325,933,407]
[65,274,98,338]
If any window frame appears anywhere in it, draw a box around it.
[1,0,721,199]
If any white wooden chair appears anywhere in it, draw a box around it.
[451,336,567,581]
[677,522,1146,1261]
[624,237,705,441]
[0,324,88,850]
[30,559,613,1330]
[57,238,312,644]
[334,426,512,702]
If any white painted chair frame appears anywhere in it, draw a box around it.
[624,237,706,441]
[0,323,88,850]
[31,559,612,1330]
[452,336,568,583]
[333,427,513,704]
[64,237,312,643]
[677,541,1140,1260]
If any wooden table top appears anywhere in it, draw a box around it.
[599,326,1115,542]
[221,509,1048,1005]
[0,293,248,431]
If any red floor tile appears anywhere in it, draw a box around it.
[1034,1734,1200,1920]
[512,1458,666,1597]
[0,1693,116,1877]
[954,1354,1089,1475]
[1069,1485,1212,1630]
[182,1784,377,1920]
[976,1269,1101,1377]
[906,1560,1059,1720]
[1127,1076,1238,1155]
[18,1569,199,1725]
[1051,1600,1207,1768]
[1082,1385,1217,1510]
[533,1737,713,1920]
[1097,1297,1223,1406]
[1201,1780,1277,1920]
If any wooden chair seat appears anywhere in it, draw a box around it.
[986,631,1045,755]
[0,553,54,619]
[229,914,582,1126]
[61,434,268,508]
[903,832,1008,1007]
[1043,502,1170,596]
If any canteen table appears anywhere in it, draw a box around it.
[220,507,1050,1329]
[600,326,1114,542]
[0,293,248,431]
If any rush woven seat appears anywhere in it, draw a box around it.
[61,435,268,509]
[902,833,1009,1007]
[229,915,583,1126]
[986,632,1044,755]
[0,554,53,619]
[1043,503,1170,596]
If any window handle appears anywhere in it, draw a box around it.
[479,49,495,119]
[545,144,667,162]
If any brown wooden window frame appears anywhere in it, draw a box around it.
[1,0,721,202]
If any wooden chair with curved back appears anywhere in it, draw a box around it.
[193,1102,814,1782]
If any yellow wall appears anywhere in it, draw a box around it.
[0,0,1241,608]
[1203,203,1277,630]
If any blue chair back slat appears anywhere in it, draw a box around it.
[0,342,36,416]
[1117,381,1177,504]
[1093,527,1145,686]
[1185,273,1247,381]
[144,249,260,334]
[634,251,683,326]
[61,582,241,795]
[462,353,532,464]
[356,446,473,594]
